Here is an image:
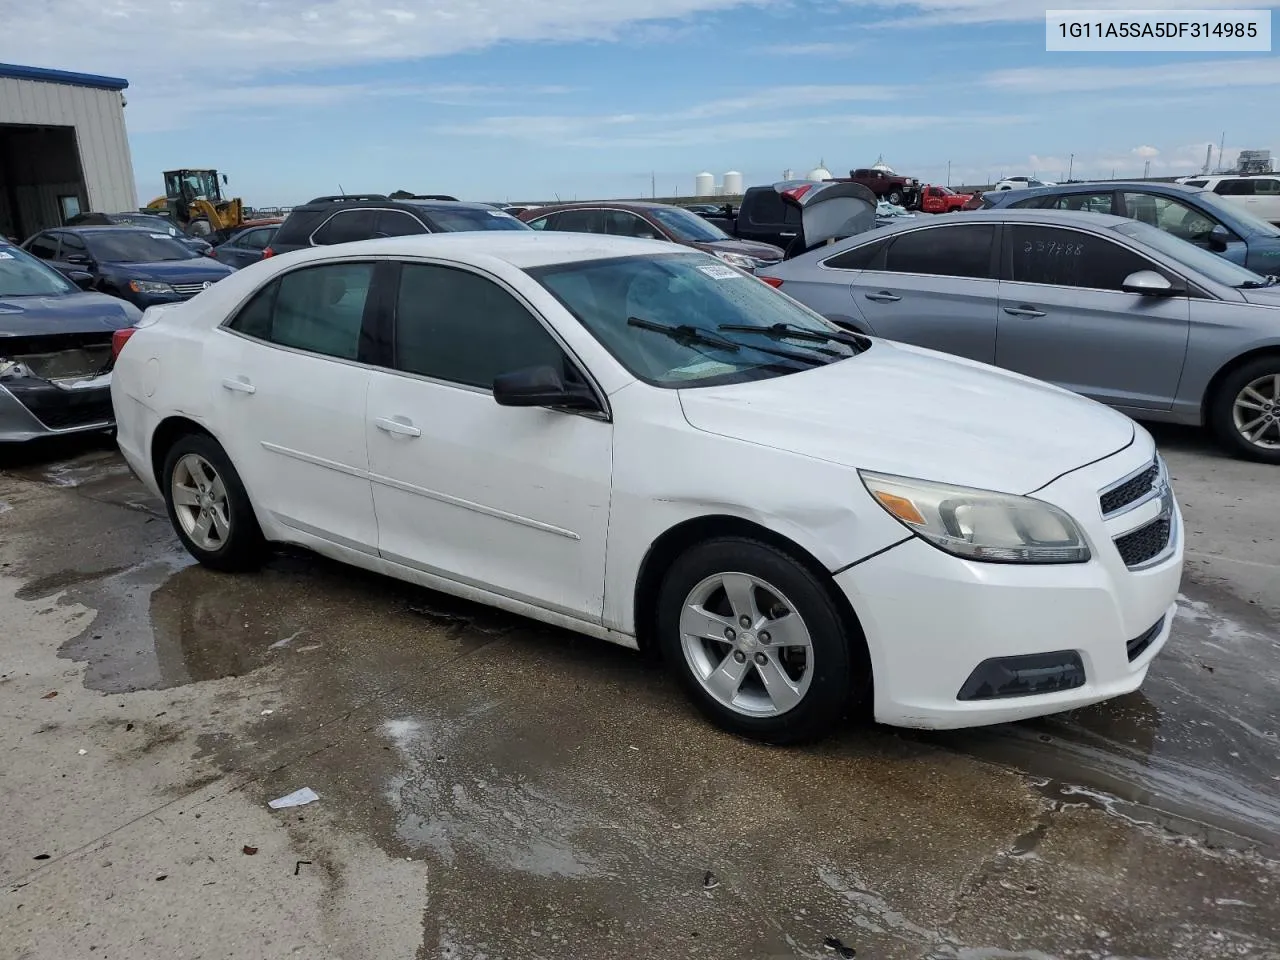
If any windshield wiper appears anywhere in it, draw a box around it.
[718,322,868,352]
[1238,275,1280,289]
[629,317,826,367]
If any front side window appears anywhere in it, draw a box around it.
[526,216,550,231]
[228,262,373,360]
[25,234,60,259]
[60,234,88,255]
[883,224,994,279]
[0,245,76,296]
[1198,190,1280,237]
[529,252,857,388]
[86,231,195,262]
[1112,220,1266,289]
[1009,225,1151,291]
[238,228,273,250]
[1121,193,1219,244]
[393,263,566,388]
[646,205,731,242]
[604,211,660,239]
[312,209,378,245]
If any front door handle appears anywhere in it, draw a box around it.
[374,416,421,438]
[779,231,797,238]
[1003,305,1046,318]
[865,291,901,303]
[221,376,256,394]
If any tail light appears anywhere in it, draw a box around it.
[111,327,137,361]
[205,249,216,257]
[261,246,274,258]
[760,276,784,288]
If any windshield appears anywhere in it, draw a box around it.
[113,215,180,235]
[646,206,730,243]
[1198,190,1280,237]
[1112,221,1267,288]
[529,252,857,388]
[423,206,531,232]
[935,186,956,196]
[167,170,221,202]
[86,231,197,262]
[0,245,76,297]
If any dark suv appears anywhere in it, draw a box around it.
[264,194,530,258]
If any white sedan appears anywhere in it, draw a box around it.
[110,233,1183,743]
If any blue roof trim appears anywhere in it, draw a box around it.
[0,63,128,91]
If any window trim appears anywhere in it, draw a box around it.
[308,206,421,247]
[24,232,61,260]
[999,221,1207,297]
[380,257,612,421]
[373,208,431,238]
[217,257,385,367]
[820,222,1000,280]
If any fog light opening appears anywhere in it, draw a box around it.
[957,651,1086,701]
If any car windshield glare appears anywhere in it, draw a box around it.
[1198,190,1280,237]
[87,231,195,262]
[646,206,730,242]
[1111,220,1266,288]
[529,252,856,388]
[423,207,531,232]
[0,247,76,296]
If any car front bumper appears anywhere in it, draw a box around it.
[836,443,1183,730]
[0,374,115,442]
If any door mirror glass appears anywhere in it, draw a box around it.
[1208,224,1231,252]
[1121,270,1177,296]
[64,253,91,265]
[67,269,95,289]
[492,365,598,410]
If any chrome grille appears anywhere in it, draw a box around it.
[1115,516,1172,568]
[1099,460,1159,516]
[172,282,213,297]
[1105,456,1176,570]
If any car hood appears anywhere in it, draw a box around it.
[101,259,234,282]
[694,238,785,260]
[0,291,140,337]
[1238,285,1280,306]
[677,340,1135,494]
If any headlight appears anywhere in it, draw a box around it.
[859,471,1091,564]
[128,280,175,295]
[714,251,758,270]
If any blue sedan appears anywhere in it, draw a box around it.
[980,181,1280,275]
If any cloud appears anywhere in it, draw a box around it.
[758,41,865,55]
[982,57,1280,93]
[1132,145,1160,158]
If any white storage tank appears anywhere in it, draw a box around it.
[723,170,744,195]
[694,171,715,196]
[782,168,795,181]
[807,163,832,181]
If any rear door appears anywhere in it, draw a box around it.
[844,222,1001,363]
[996,223,1190,410]
[1246,177,1280,223]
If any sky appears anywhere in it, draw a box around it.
[2,0,1277,206]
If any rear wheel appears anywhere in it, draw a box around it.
[657,537,868,744]
[188,218,212,237]
[1208,356,1280,464]
[161,433,266,570]
[887,189,903,206]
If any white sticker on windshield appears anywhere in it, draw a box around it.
[697,263,743,280]
[149,233,170,239]
[486,209,513,217]
[0,251,13,259]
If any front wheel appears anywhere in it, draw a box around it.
[161,433,266,570]
[187,218,212,237]
[657,537,868,744]
[1208,356,1280,463]
[887,190,903,206]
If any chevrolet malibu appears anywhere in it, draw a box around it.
[110,233,1183,743]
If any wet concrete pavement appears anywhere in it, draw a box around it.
[1,427,1278,960]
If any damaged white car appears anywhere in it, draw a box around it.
[0,241,141,441]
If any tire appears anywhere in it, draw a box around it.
[887,190,903,206]
[656,537,869,744]
[1208,356,1280,464]
[188,218,212,237]
[161,433,267,570]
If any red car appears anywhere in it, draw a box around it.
[918,185,974,214]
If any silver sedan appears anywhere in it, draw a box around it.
[758,209,1280,463]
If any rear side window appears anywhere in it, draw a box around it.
[228,262,374,360]
[312,209,378,245]
[1008,225,1150,291]
[824,238,888,271]
[1214,179,1252,196]
[883,224,995,279]
[1182,179,1208,188]
[392,263,566,389]
[1009,196,1048,209]
[375,209,428,237]
[271,209,328,245]
[551,209,605,233]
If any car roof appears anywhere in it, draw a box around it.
[56,225,174,235]
[866,208,1133,232]
[993,180,1206,199]
[266,232,696,269]
[523,200,681,214]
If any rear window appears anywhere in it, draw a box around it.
[420,206,530,232]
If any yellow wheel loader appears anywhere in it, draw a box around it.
[146,169,244,238]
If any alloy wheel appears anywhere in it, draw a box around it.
[171,453,231,551]
[678,572,814,718]
[1231,374,1280,450]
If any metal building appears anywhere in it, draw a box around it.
[0,63,138,241]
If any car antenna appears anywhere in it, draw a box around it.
[338,183,345,194]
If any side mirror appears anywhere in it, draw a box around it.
[222,174,229,185]
[67,270,95,290]
[492,365,599,411]
[1121,270,1181,296]
[65,253,91,265]
[1208,224,1231,252]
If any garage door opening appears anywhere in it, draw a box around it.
[0,123,88,242]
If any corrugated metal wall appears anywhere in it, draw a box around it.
[0,76,137,213]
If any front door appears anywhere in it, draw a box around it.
[996,223,1190,410]
[847,222,1001,364]
[206,258,382,552]
[366,260,613,622]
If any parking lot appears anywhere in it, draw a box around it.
[1,426,1278,960]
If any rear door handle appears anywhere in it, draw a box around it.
[221,376,256,394]
[375,416,421,438]
[865,291,901,302]
[1003,306,1046,317]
